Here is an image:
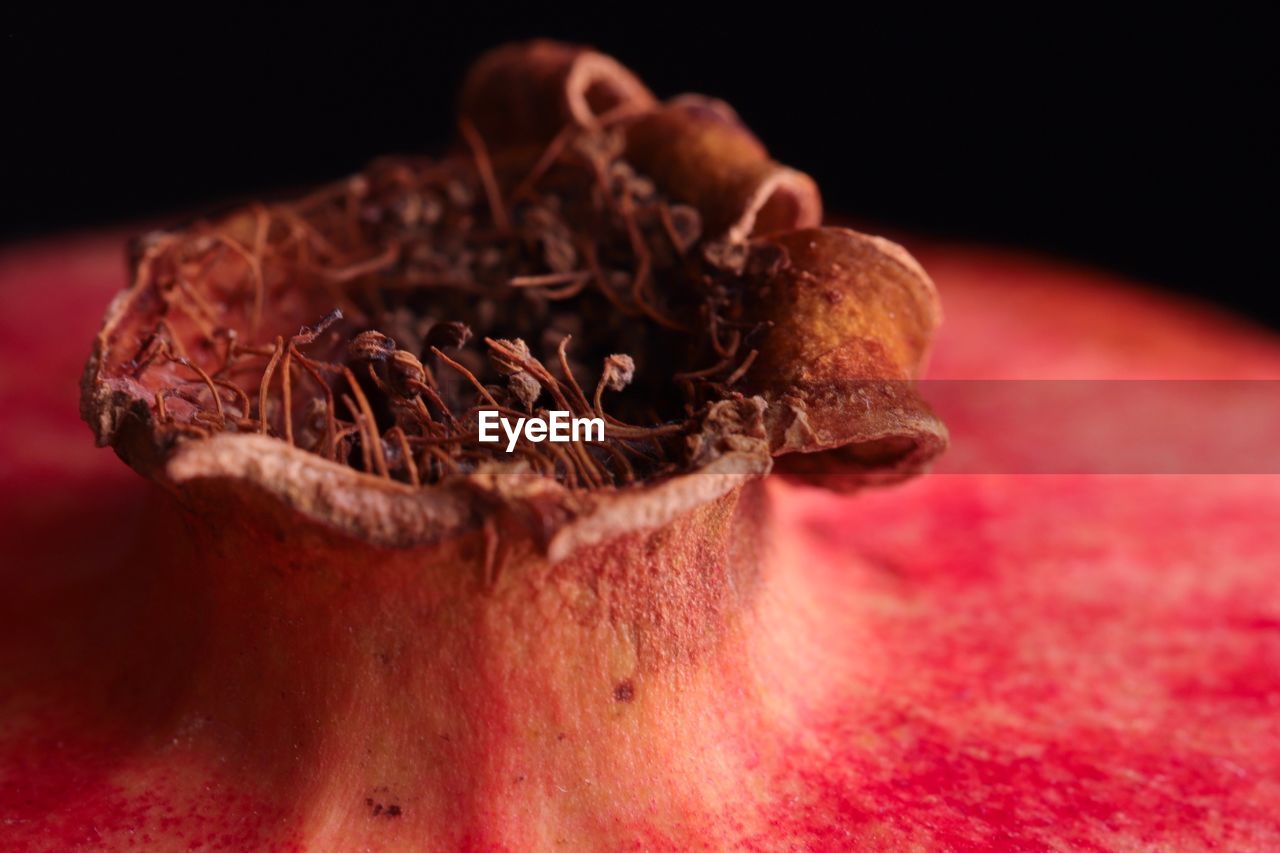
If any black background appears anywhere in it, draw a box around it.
[4,6,1276,325]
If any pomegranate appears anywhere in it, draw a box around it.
[1,41,1277,851]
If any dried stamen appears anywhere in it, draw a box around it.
[125,111,784,491]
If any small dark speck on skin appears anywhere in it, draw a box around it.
[557,733,566,741]
[613,680,635,702]
[367,798,403,818]
[823,289,843,305]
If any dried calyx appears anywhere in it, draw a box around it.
[83,40,946,549]
[67,46,953,840]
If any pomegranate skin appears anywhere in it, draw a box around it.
[1,234,1279,849]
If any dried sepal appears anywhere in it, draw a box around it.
[625,98,823,242]
[80,40,945,559]
[745,227,947,487]
[459,40,658,147]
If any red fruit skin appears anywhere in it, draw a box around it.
[1,233,1278,849]
[757,248,1280,849]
